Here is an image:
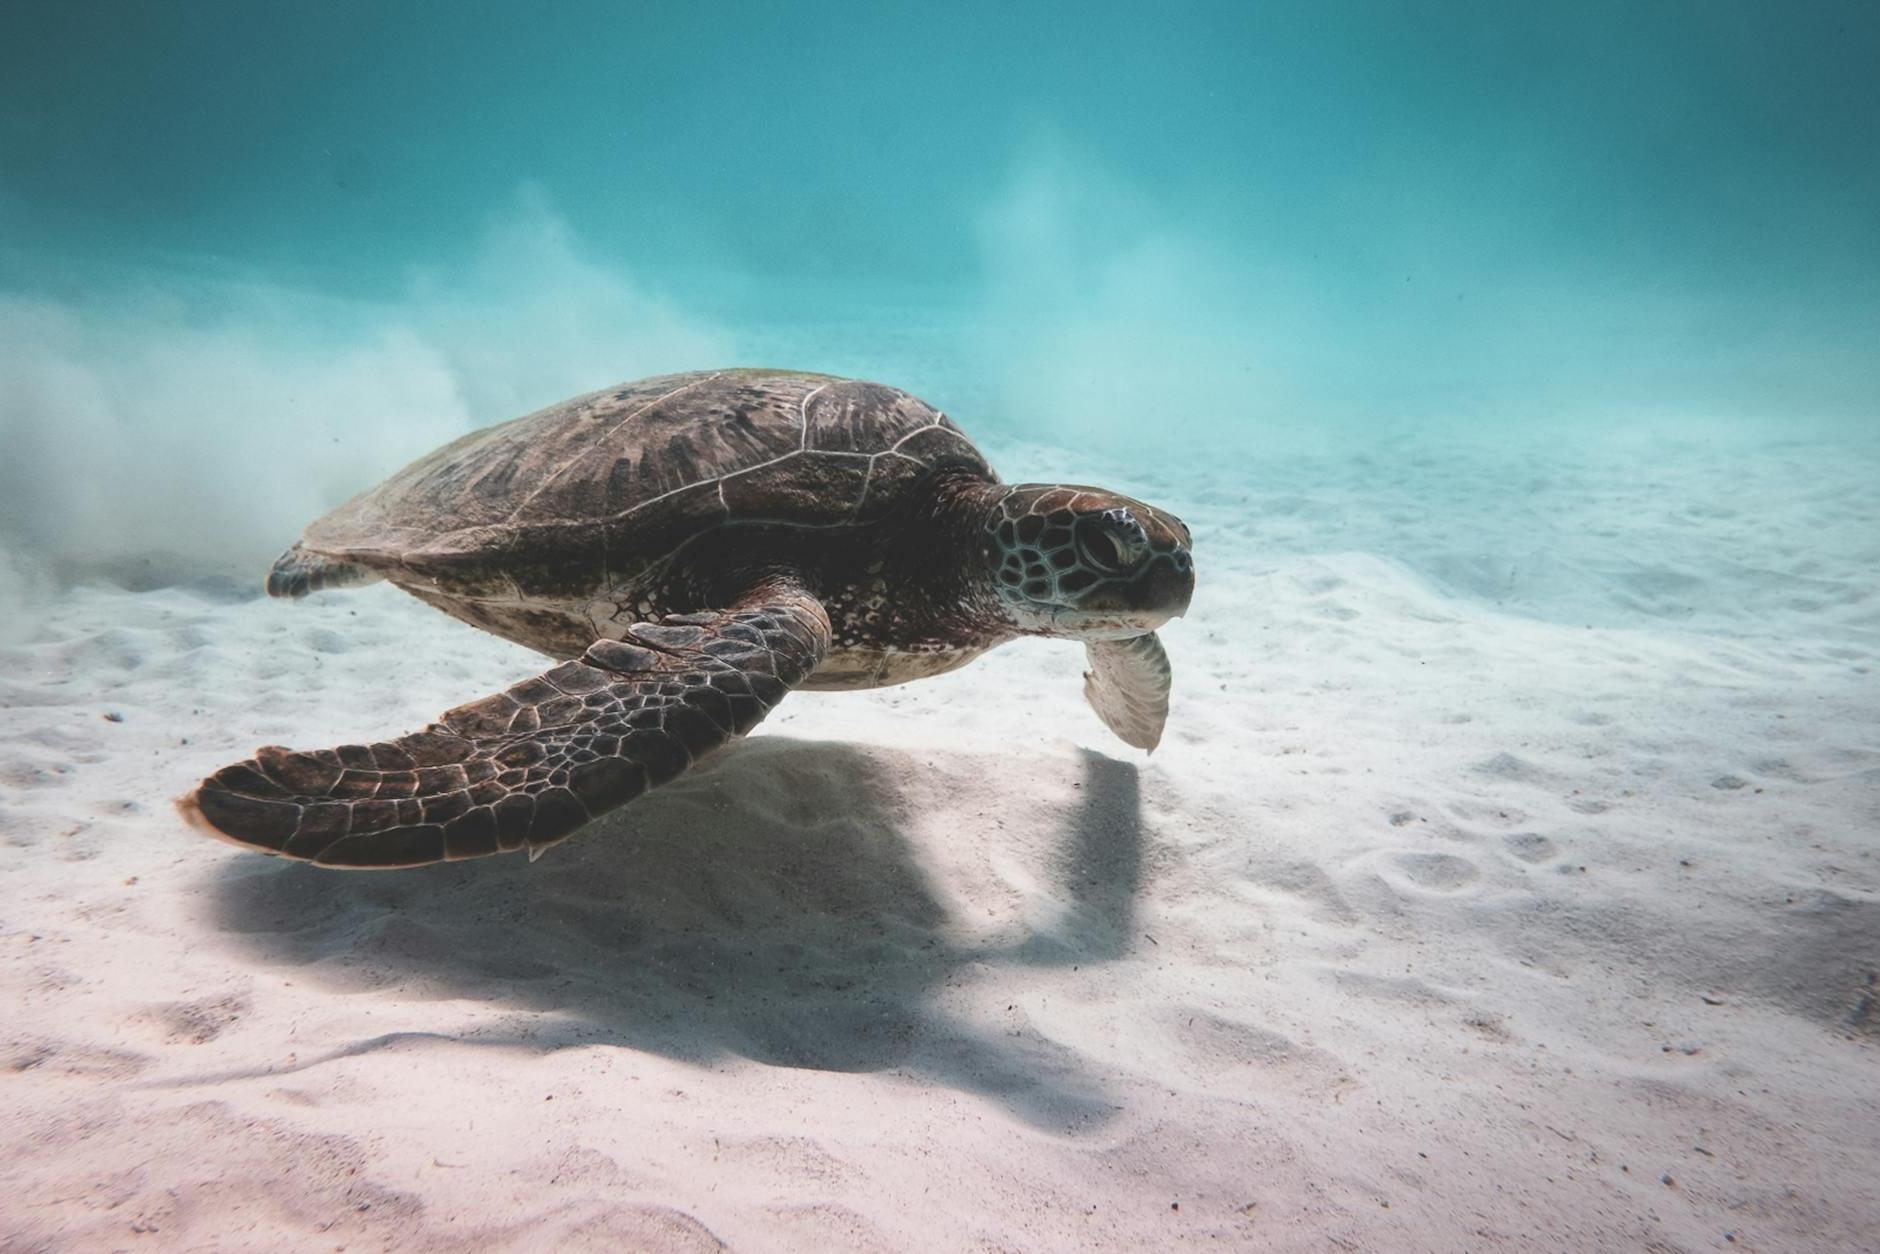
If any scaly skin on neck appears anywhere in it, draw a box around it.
[802,470,1195,688]
[794,471,1012,688]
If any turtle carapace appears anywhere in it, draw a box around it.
[181,370,1195,867]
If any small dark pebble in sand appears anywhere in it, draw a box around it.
[103,711,124,723]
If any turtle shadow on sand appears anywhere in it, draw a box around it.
[202,736,1143,1129]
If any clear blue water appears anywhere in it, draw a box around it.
[2,15,1878,1239]
[1,1,1875,577]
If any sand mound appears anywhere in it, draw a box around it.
[3,428,1877,1250]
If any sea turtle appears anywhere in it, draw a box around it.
[181,369,1195,868]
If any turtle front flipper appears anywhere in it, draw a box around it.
[1082,632,1172,752]
[180,585,831,868]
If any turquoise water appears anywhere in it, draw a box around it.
[1,1,1876,576]
[4,13,1880,1242]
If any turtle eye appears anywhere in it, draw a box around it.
[1078,510,1149,574]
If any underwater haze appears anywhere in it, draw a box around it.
[4,6,1880,1250]
[3,0,1878,578]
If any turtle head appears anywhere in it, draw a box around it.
[978,484,1194,640]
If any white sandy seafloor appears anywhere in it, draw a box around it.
[2,423,1877,1252]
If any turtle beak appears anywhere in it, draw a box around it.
[1078,545,1193,627]
[1160,545,1195,619]
[1139,508,1194,622]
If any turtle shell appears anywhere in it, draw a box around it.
[300,370,994,593]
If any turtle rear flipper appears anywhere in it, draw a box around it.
[1083,632,1172,752]
[266,542,382,598]
[180,585,831,867]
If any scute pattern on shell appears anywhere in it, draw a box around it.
[299,371,994,585]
